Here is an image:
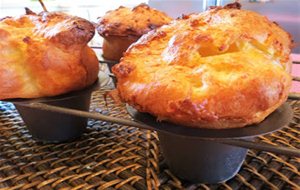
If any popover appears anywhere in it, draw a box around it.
[0,9,99,100]
[97,3,172,61]
[112,3,292,129]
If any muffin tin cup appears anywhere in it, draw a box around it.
[126,103,293,183]
[15,93,91,143]
[9,81,99,143]
[158,131,250,183]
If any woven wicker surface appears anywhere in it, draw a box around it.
[0,89,299,190]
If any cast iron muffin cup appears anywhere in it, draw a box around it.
[11,81,99,143]
[158,132,249,183]
[126,103,292,183]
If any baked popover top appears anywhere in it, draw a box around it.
[97,4,172,37]
[112,4,292,129]
[0,9,99,100]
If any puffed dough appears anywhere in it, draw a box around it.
[97,4,172,61]
[0,9,99,100]
[113,4,292,129]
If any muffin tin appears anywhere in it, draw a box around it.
[7,80,100,143]
[1,89,300,189]
[2,60,299,184]
[126,103,293,183]
[5,86,299,183]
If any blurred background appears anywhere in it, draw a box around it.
[0,0,146,22]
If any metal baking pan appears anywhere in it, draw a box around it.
[4,80,100,143]
[126,103,293,183]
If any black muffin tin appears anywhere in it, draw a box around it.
[7,81,100,143]
[126,103,293,183]
[3,80,295,183]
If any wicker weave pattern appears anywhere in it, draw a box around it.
[0,90,299,190]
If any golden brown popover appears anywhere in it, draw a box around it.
[97,3,172,61]
[0,9,99,100]
[112,4,292,129]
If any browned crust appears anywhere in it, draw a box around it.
[0,9,99,99]
[112,6,292,129]
[96,3,172,37]
[102,35,140,61]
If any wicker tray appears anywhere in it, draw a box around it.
[0,89,299,190]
